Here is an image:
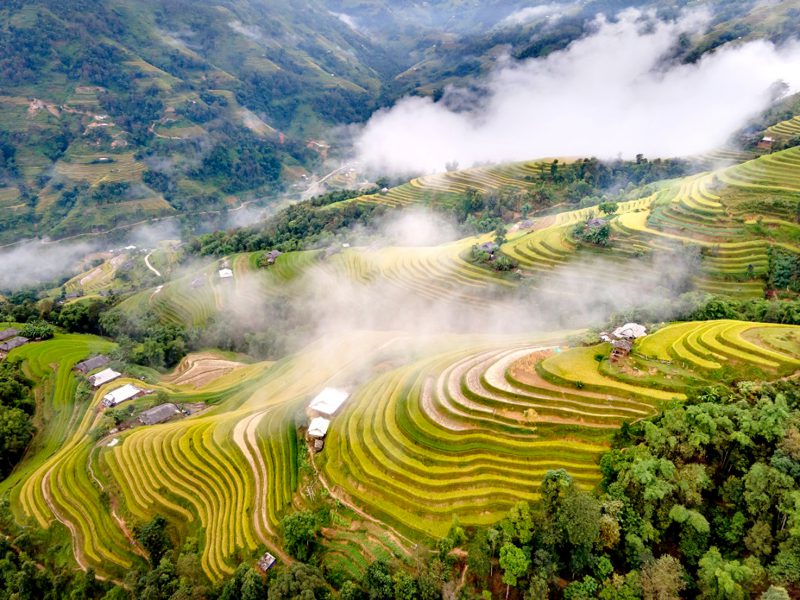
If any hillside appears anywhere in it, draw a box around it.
[1,321,797,583]
[3,0,798,244]
[2,2,800,599]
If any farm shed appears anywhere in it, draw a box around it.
[257,552,276,572]
[89,368,121,388]
[138,403,179,426]
[0,328,19,342]
[218,268,233,279]
[0,337,29,352]
[586,217,607,228]
[308,387,350,417]
[610,339,634,362]
[265,250,282,265]
[308,417,331,439]
[103,384,147,408]
[75,355,110,374]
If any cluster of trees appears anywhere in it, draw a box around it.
[573,221,612,247]
[609,292,800,329]
[422,380,800,599]
[194,137,282,194]
[767,248,800,293]
[0,362,34,479]
[189,197,385,256]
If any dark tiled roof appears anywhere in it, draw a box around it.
[75,355,110,374]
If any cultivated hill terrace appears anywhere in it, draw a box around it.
[2,111,800,598]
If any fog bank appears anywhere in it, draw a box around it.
[356,9,800,173]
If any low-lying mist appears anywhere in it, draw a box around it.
[212,209,702,357]
[355,8,800,174]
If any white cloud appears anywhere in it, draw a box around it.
[501,3,573,26]
[355,9,800,174]
[330,11,361,32]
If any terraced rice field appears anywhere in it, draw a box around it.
[318,321,799,538]
[54,152,146,186]
[4,322,797,581]
[347,160,549,209]
[766,115,800,140]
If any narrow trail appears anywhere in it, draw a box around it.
[232,410,292,564]
[310,449,419,559]
[144,251,162,277]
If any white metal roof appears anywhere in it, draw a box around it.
[308,387,350,416]
[103,384,143,406]
[90,368,121,387]
[308,417,330,438]
[612,323,647,339]
[218,268,233,278]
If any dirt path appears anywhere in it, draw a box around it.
[232,410,292,564]
[86,443,148,559]
[310,448,418,558]
[144,251,162,277]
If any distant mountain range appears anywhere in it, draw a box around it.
[0,0,797,243]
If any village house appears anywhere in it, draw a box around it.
[218,268,234,280]
[75,355,110,375]
[307,417,330,452]
[600,322,647,362]
[265,250,282,265]
[305,388,350,452]
[138,403,180,426]
[757,136,774,150]
[88,368,122,388]
[103,383,148,408]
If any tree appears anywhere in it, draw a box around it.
[393,571,418,600]
[340,581,366,600]
[697,548,762,600]
[499,543,530,599]
[281,511,319,562]
[267,563,330,600]
[0,406,33,475]
[641,555,685,600]
[241,568,267,600]
[134,515,172,566]
[760,587,790,600]
[364,560,393,600]
[598,201,618,215]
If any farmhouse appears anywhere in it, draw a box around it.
[308,417,330,438]
[0,328,19,342]
[75,355,110,374]
[88,368,121,388]
[138,403,179,426]
[758,136,774,150]
[307,416,331,452]
[308,387,350,417]
[218,268,233,279]
[103,384,148,408]
[0,337,29,353]
[265,250,282,265]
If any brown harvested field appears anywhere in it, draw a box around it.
[166,352,247,388]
